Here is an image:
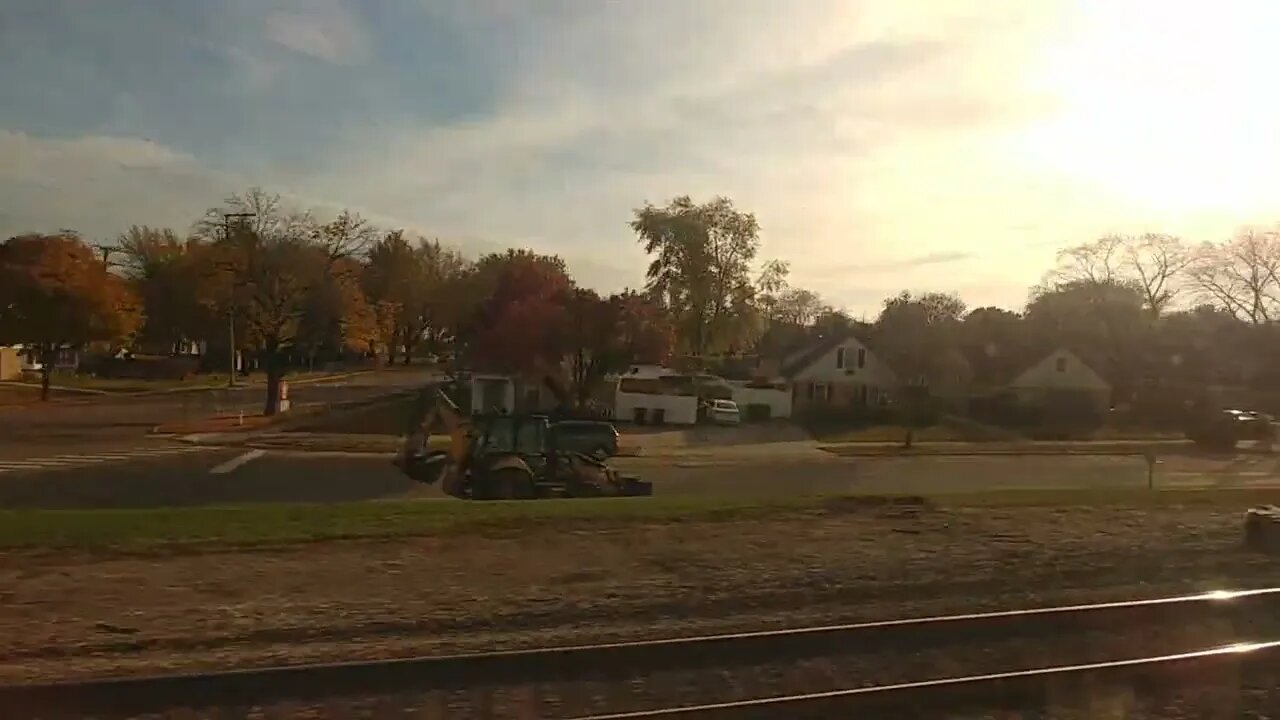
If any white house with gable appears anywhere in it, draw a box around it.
[1009,348,1111,412]
[781,332,897,412]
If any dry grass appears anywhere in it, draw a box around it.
[2,489,1278,682]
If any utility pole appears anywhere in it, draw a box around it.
[223,212,255,388]
[92,243,120,268]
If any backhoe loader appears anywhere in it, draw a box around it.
[394,388,651,500]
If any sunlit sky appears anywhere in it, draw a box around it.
[3,0,1279,315]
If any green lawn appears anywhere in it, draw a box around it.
[1,487,1273,552]
[17,369,373,395]
[10,374,233,394]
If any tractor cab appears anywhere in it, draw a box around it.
[469,414,553,477]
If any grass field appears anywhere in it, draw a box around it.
[1,487,1273,551]
[4,485,1277,684]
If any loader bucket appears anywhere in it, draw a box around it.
[395,450,450,485]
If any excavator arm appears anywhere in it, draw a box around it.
[397,387,472,494]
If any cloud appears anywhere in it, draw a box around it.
[263,1,369,64]
[0,131,229,238]
[809,252,979,278]
[13,1,1278,316]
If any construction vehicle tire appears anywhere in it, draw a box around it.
[476,468,535,500]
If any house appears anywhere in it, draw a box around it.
[612,365,703,425]
[1008,348,1111,414]
[780,331,897,413]
[0,347,21,381]
[1,344,80,375]
[469,370,567,416]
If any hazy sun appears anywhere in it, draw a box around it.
[1017,0,1280,219]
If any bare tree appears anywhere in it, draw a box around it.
[1124,233,1191,317]
[314,210,377,261]
[193,187,314,241]
[1049,234,1189,317]
[1185,228,1280,325]
[1050,236,1123,286]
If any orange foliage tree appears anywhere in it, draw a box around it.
[0,233,142,399]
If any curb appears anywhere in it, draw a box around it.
[818,445,1275,458]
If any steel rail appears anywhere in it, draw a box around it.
[3,587,1278,717]
[569,640,1280,719]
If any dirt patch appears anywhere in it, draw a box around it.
[1,501,1274,682]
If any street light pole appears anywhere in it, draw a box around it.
[222,212,255,388]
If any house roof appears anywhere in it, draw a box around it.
[779,330,864,378]
[1009,348,1110,390]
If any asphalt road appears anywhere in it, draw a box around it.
[0,369,441,450]
[3,447,1280,509]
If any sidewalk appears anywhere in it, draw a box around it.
[174,431,830,461]
[817,438,1273,457]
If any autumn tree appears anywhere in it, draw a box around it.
[0,233,142,399]
[364,232,469,364]
[198,190,327,414]
[297,256,379,365]
[565,289,674,404]
[115,225,214,353]
[632,196,762,356]
[455,249,573,376]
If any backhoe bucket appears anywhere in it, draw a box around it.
[395,450,450,485]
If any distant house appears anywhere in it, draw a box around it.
[1,344,80,375]
[780,331,897,412]
[1008,348,1111,414]
[0,347,21,381]
[469,369,568,416]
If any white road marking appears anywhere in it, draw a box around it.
[1,459,80,466]
[209,449,266,475]
[0,446,216,475]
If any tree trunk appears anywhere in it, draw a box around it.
[40,362,51,402]
[263,353,283,416]
[402,330,413,365]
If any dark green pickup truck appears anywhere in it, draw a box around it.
[548,420,620,459]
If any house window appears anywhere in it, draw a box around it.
[1056,357,1067,372]
[857,348,866,368]
[814,382,829,402]
[835,347,846,369]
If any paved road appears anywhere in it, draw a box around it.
[2,448,1280,510]
[0,369,441,451]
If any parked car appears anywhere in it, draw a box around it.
[549,420,620,459]
[708,399,741,426]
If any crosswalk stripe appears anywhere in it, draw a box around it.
[0,446,214,472]
[0,459,81,466]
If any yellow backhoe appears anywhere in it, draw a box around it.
[394,388,651,500]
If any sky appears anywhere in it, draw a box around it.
[4,0,1280,316]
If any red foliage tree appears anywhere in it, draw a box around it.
[0,233,142,399]
[462,250,573,375]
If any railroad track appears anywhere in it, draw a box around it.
[6,588,1280,718]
